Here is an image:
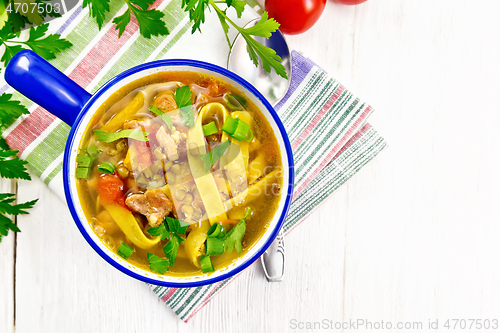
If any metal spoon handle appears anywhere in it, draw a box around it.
[261,230,285,282]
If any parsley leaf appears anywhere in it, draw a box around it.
[165,216,190,235]
[83,0,111,30]
[225,0,245,18]
[149,105,173,129]
[0,193,38,242]
[163,233,183,266]
[147,252,170,274]
[148,222,170,240]
[23,24,73,60]
[240,13,287,79]
[199,140,231,172]
[184,0,209,33]
[94,129,149,143]
[174,86,194,127]
[0,93,29,128]
[0,149,31,180]
[111,0,170,38]
[223,207,251,254]
[0,23,72,67]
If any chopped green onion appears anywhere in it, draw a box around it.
[200,255,214,273]
[206,237,224,255]
[76,167,91,179]
[224,94,246,110]
[82,145,101,156]
[149,105,173,129]
[202,121,218,136]
[117,242,134,259]
[244,129,254,142]
[221,116,238,134]
[207,223,222,238]
[94,129,149,143]
[232,119,250,141]
[221,117,252,141]
[97,162,115,174]
[76,154,95,168]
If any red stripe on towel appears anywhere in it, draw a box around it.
[291,85,345,151]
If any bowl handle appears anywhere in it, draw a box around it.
[4,50,92,126]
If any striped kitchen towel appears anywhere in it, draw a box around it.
[0,1,387,322]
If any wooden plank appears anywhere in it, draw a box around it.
[0,179,15,333]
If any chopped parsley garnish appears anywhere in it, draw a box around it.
[223,207,251,254]
[117,242,134,259]
[76,146,100,179]
[163,233,183,266]
[146,216,191,273]
[149,105,173,129]
[147,252,170,274]
[0,193,38,242]
[199,140,231,172]
[94,129,149,143]
[174,86,194,127]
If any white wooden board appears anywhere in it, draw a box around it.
[2,0,500,331]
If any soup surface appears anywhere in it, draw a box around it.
[76,71,283,276]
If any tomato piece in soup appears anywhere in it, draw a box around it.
[98,174,126,207]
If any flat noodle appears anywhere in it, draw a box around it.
[223,169,279,211]
[187,103,228,223]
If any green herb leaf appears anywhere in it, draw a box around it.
[164,216,190,235]
[147,222,170,241]
[163,233,184,266]
[0,149,31,180]
[184,0,209,33]
[81,145,101,157]
[76,167,91,179]
[23,24,73,60]
[117,242,134,259]
[112,8,131,38]
[147,252,170,274]
[199,140,231,172]
[97,161,115,174]
[174,86,194,127]
[0,22,72,67]
[76,154,95,168]
[149,105,173,129]
[128,0,170,39]
[0,193,38,242]
[94,129,149,143]
[226,0,245,18]
[223,207,250,254]
[83,0,111,29]
[0,93,29,128]
[240,13,287,79]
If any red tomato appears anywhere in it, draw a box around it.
[335,0,367,4]
[265,0,327,35]
[98,174,126,206]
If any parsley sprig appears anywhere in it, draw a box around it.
[183,0,288,79]
[0,193,38,242]
[0,137,38,243]
[146,216,190,274]
[0,23,72,67]
[83,0,169,39]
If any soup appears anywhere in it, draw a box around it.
[76,71,283,276]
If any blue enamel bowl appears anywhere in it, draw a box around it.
[5,50,294,287]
